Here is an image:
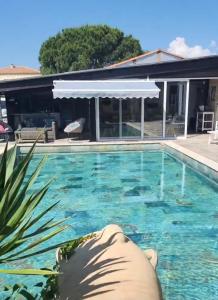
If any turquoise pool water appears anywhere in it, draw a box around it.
[2,150,218,299]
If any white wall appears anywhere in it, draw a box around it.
[0,74,41,81]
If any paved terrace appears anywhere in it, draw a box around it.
[173,134,218,163]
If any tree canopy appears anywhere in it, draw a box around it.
[39,25,143,74]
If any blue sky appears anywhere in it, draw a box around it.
[0,0,218,68]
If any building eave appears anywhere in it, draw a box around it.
[1,55,218,94]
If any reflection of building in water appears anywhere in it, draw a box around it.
[160,152,187,200]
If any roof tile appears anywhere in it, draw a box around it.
[0,65,40,75]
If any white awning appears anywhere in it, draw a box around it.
[52,80,160,99]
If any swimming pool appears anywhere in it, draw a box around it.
[3,149,218,299]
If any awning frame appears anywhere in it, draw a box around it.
[52,79,160,99]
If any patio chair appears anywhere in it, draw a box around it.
[64,118,86,140]
[166,116,185,137]
[208,121,218,144]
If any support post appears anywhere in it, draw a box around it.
[95,97,100,141]
[141,97,144,140]
[178,83,183,116]
[184,80,190,138]
[163,81,167,138]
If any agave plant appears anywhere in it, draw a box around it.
[0,142,70,276]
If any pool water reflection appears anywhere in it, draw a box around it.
[3,150,218,299]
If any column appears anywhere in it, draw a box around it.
[184,80,190,138]
[163,81,167,138]
[178,83,183,116]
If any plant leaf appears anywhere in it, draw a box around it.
[0,269,59,275]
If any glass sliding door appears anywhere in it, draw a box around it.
[121,99,141,138]
[143,82,164,138]
[99,98,119,138]
[98,85,167,141]
[99,98,141,140]
[165,82,186,138]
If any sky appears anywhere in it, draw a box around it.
[0,0,218,69]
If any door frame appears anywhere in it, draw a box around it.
[95,79,190,141]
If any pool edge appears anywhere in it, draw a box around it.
[164,141,218,183]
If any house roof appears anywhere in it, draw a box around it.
[0,65,40,75]
[1,55,218,94]
[109,49,184,68]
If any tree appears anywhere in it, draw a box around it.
[39,25,143,74]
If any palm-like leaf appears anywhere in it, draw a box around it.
[0,269,59,275]
[0,142,68,275]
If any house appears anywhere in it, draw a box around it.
[109,49,184,68]
[0,65,41,122]
[0,55,217,141]
[0,65,41,81]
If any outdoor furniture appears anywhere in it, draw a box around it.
[166,122,185,137]
[208,121,218,144]
[196,112,214,132]
[15,128,48,143]
[64,118,86,140]
[0,121,13,142]
[14,121,57,143]
[46,121,58,141]
[166,116,185,137]
[13,113,61,129]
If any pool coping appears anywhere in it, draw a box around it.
[16,140,217,168]
[164,141,218,183]
[6,139,218,182]
[0,144,14,156]
[164,141,218,173]
[17,141,163,153]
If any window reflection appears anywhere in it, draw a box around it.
[143,82,163,138]
[99,98,119,138]
[122,99,141,138]
[165,82,186,137]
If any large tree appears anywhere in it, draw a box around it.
[39,25,143,74]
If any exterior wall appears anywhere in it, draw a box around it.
[0,74,41,81]
[208,79,218,124]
